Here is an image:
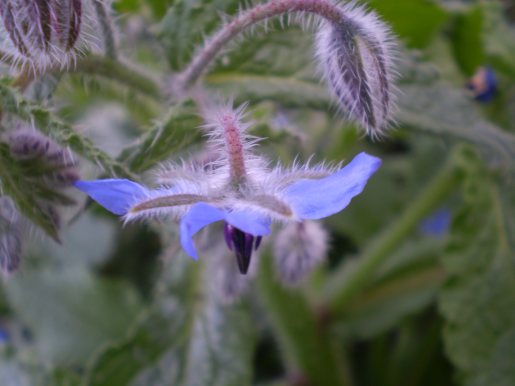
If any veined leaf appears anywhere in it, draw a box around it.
[157,0,239,71]
[0,144,62,241]
[4,267,142,366]
[0,82,133,178]
[438,151,515,386]
[481,2,515,78]
[118,102,201,173]
[397,82,515,168]
[337,239,445,339]
[84,254,255,386]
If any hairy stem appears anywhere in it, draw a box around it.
[321,153,463,312]
[179,0,344,88]
[220,112,248,184]
[93,0,118,60]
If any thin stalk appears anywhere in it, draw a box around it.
[321,154,462,312]
[179,0,344,88]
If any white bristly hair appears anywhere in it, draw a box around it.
[315,1,398,138]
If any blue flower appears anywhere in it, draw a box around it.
[419,208,451,238]
[466,66,497,103]
[75,104,381,274]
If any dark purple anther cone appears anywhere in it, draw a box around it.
[223,223,263,275]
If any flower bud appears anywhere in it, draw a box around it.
[8,130,79,187]
[315,3,397,137]
[0,0,99,70]
[6,130,79,236]
[273,221,328,286]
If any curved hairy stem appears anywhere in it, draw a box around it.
[178,0,344,88]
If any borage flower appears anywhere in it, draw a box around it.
[75,104,381,274]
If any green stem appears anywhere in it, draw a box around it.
[321,154,462,312]
[257,254,349,386]
[67,55,161,100]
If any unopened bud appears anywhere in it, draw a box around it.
[5,130,79,236]
[315,3,397,137]
[273,221,328,286]
[8,130,79,187]
[0,0,99,70]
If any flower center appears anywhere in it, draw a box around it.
[223,222,263,274]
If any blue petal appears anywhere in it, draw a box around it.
[180,203,225,260]
[284,152,381,220]
[179,203,272,260]
[74,179,148,215]
[225,211,272,236]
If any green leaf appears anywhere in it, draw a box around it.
[206,26,327,108]
[0,82,134,178]
[0,144,62,241]
[397,82,515,168]
[337,240,445,339]
[3,267,142,366]
[368,0,449,48]
[438,152,515,386]
[118,101,201,173]
[450,6,485,76]
[482,2,515,79]
[85,255,255,386]
[157,0,239,70]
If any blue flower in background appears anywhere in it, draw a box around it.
[466,66,497,103]
[75,104,381,274]
[0,326,9,344]
[419,208,451,238]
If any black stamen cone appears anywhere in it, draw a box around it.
[223,223,262,275]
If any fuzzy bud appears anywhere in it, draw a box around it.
[6,130,79,236]
[273,221,328,286]
[0,197,23,274]
[8,130,79,187]
[315,3,397,137]
[0,0,99,70]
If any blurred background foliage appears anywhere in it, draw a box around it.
[0,0,514,385]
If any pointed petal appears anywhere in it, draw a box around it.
[180,203,225,260]
[225,210,271,236]
[284,152,381,220]
[74,179,149,215]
